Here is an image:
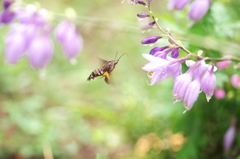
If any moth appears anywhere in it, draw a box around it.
[87,53,125,84]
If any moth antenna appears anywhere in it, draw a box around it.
[114,51,118,60]
[118,53,137,72]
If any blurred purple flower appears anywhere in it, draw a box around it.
[231,74,240,88]
[223,117,236,153]
[28,34,54,69]
[141,36,162,45]
[217,60,231,70]
[168,0,191,10]
[189,0,211,22]
[171,48,180,58]
[55,21,83,60]
[5,32,27,64]
[3,0,13,9]
[0,0,15,24]
[214,88,226,99]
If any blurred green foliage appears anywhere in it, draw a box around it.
[0,0,239,159]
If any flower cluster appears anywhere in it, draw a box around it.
[3,0,83,69]
[134,0,219,111]
[168,0,212,22]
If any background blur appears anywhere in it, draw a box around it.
[0,0,240,159]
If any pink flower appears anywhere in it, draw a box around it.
[231,74,240,88]
[214,88,226,99]
[223,117,236,153]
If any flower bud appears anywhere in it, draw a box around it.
[141,36,161,45]
[171,48,180,58]
[231,74,240,88]
[217,61,231,70]
[223,117,236,153]
[149,46,169,55]
[137,13,150,18]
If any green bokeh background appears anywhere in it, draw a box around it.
[0,0,239,159]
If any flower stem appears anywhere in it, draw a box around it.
[147,4,240,63]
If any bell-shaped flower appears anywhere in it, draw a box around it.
[201,66,216,101]
[0,9,15,24]
[183,78,201,110]
[231,74,240,89]
[189,0,211,22]
[223,117,236,153]
[214,88,226,99]
[171,48,180,58]
[217,61,231,70]
[62,29,83,60]
[55,21,83,60]
[27,34,53,69]
[142,54,183,85]
[141,36,162,45]
[173,73,192,102]
[5,31,27,64]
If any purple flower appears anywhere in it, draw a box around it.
[214,88,226,99]
[142,54,183,85]
[28,34,53,69]
[137,13,150,18]
[5,32,27,64]
[62,30,83,60]
[55,21,83,60]
[201,66,216,101]
[0,0,15,24]
[231,74,240,88]
[141,36,162,45]
[189,0,211,22]
[223,117,237,153]
[168,0,191,10]
[217,61,231,70]
[173,73,192,102]
[183,79,201,110]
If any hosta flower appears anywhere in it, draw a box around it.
[55,21,83,60]
[231,74,240,88]
[171,48,180,58]
[223,117,236,152]
[142,54,183,85]
[183,79,201,110]
[189,0,211,22]
[28,34,53,69]
[201,66,216,101]
[173,73,192,102]
[141,36,162,45]
[214,88,226,99]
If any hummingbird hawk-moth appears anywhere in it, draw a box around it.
[87,53,125,84]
